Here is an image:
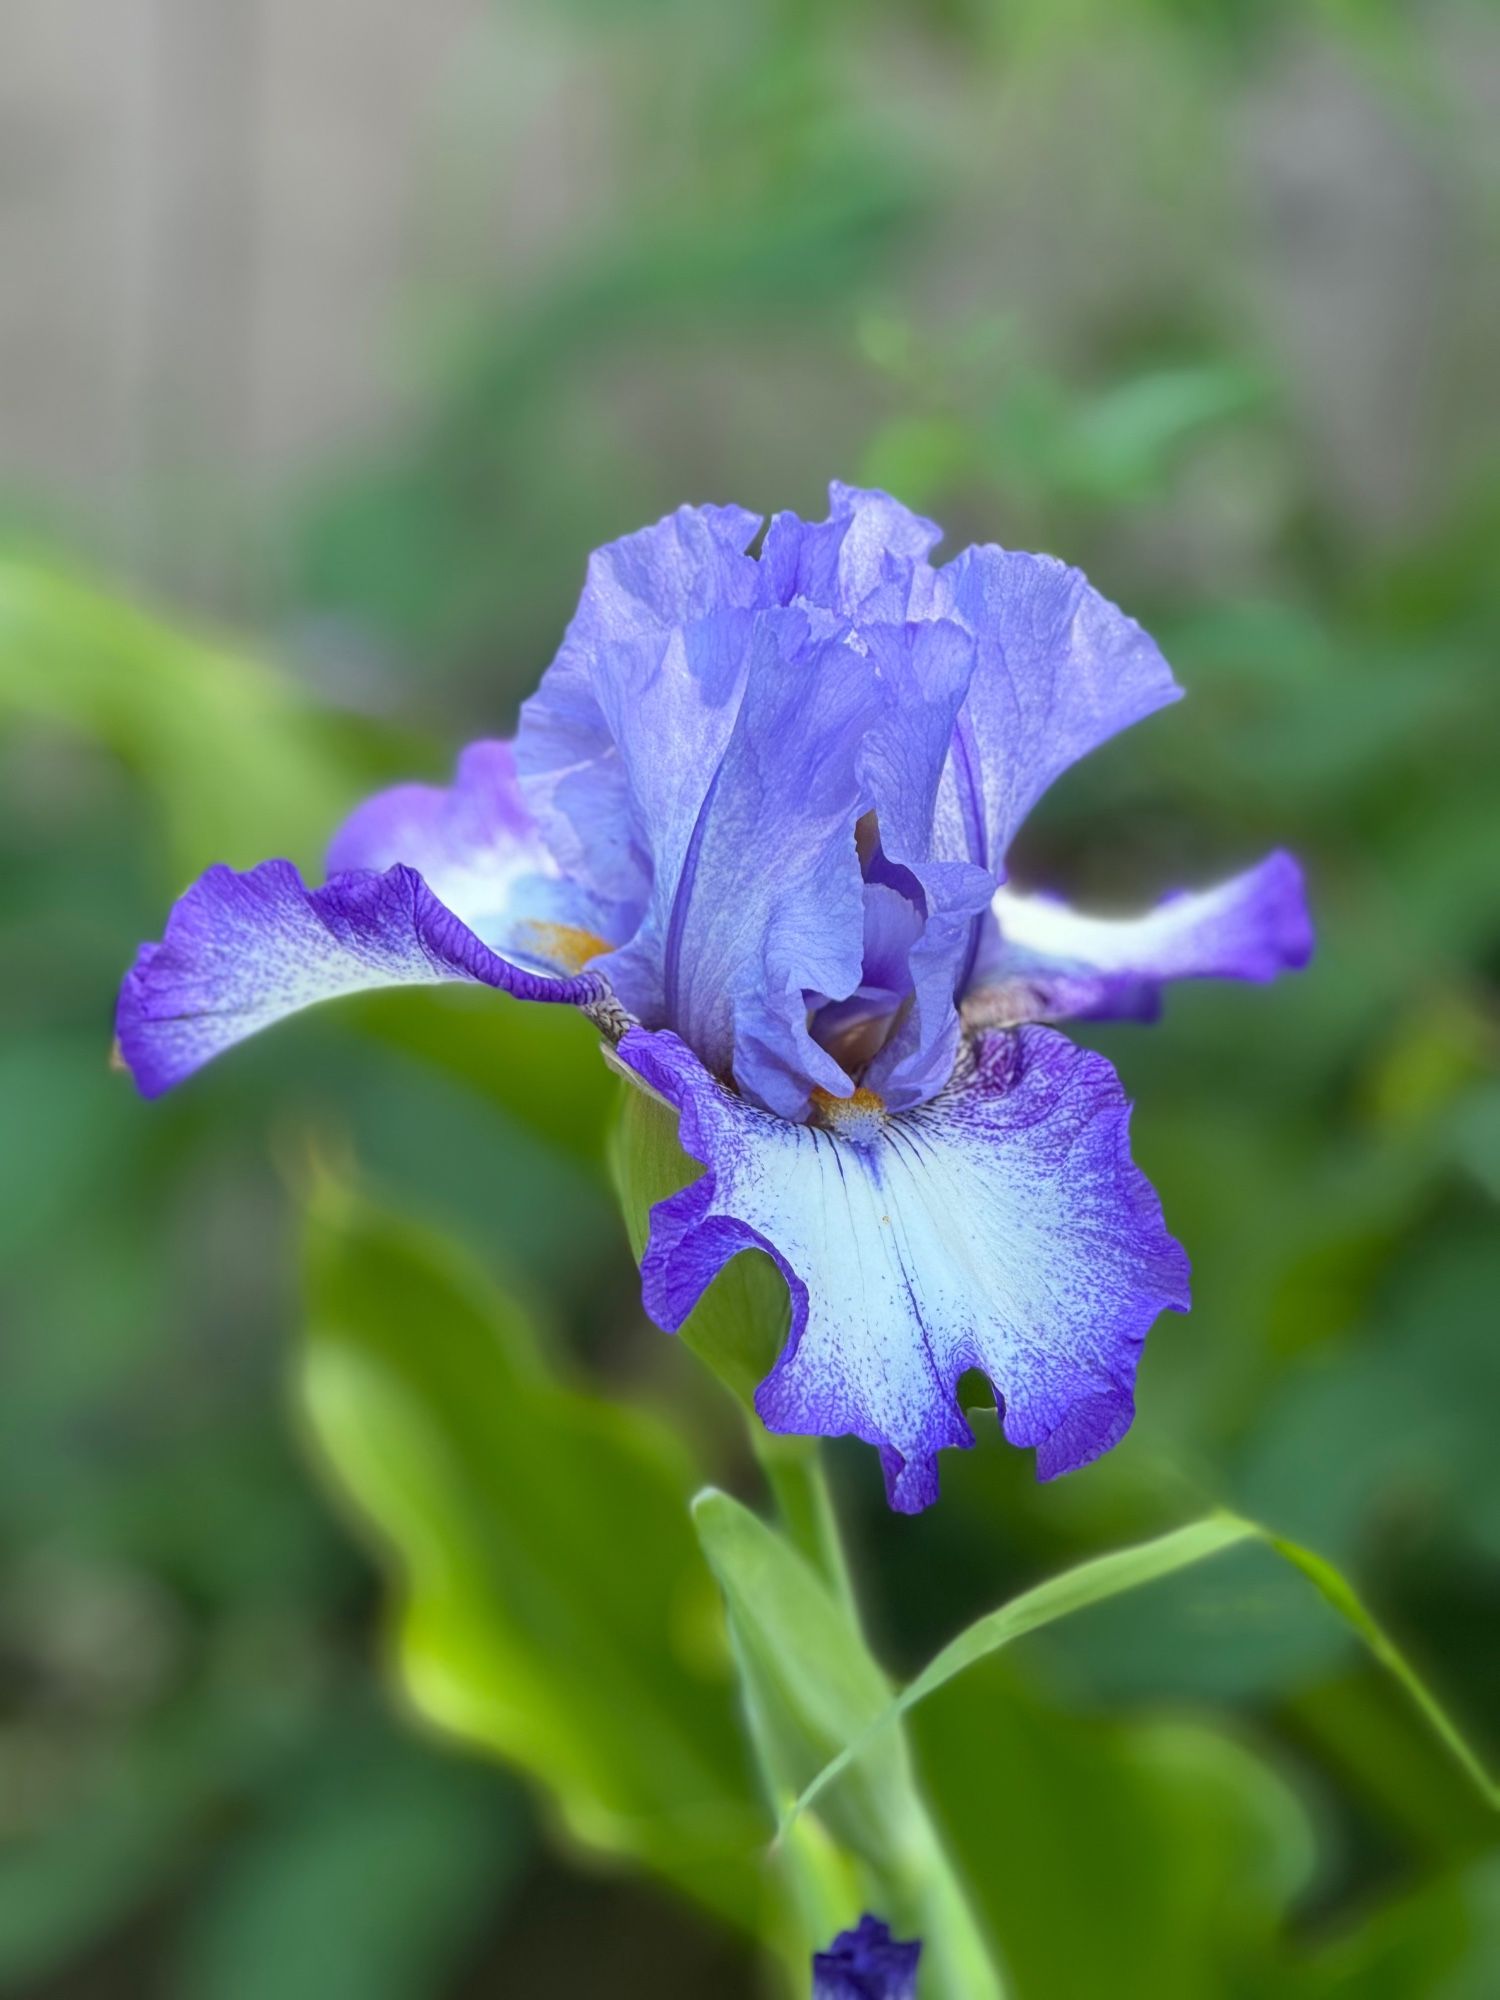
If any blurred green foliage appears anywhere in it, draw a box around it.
[299,1188,761,1927]
[3,0,1497,1992]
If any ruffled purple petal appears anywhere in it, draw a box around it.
[520,496,988,1117]
[852,618,992,1109]
[515,503,762,914]
[935,546,1183,876]
[327,739,627,974]
[328,740,534,878]
[616,1023,1190,1513]
[761,482,943,621]
[592,597,991,1116]
[966,851,1314,1027]
[856,864,987,1110]
[117,859,607,1098]
[571,603,760,1027]
[813,1914,922,2000]
[617,609,885,1116]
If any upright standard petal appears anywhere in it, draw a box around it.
[621,610,886,1117]
[616,1023,1190,1513]
[966,850,1314,1028]
[515,503,762,914]
[935,546,1182,878]
[117,860,608,1098]
[813,1914,922,2000]
[572,602,762,1029]
[761,482,943,621]
[852,618,991,1110]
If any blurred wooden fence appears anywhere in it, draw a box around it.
[0,0,489,598]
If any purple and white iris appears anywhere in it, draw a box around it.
[813,1914,921,1999]
[117,485,1311,1513]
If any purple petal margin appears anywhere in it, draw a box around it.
[615,1022,1190,1513]
[117,858,608,1098]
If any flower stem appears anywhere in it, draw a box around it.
[754,1432,860,1623]
[750,1425,1006,2000]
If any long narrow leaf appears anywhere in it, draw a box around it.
[779,1511,1497,1841]
[1259,1528,1500,1812]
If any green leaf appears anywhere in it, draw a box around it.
[611,1080,852,1609]
[0,1035,136,1263]
[1238,1224,1500,1569]
[780,1513,1497,1841]
[169,1723,525,2000]
[351,989,616,1174]
[1283,1853,1500,1999]
[0,559,380,874]
[1062,363,1266,500]
[692,1489,905,1851]
[296,1184,762,1927]
[693,1488,1004,2000]
[911,1663,1317,2000]
[1258,1529,1498,1812]
[0,1740,198,1984]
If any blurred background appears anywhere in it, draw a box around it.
[2,0,1498,1994]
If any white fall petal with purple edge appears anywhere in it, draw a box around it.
[616,1023,1191,1513]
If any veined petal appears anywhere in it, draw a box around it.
[327,738,625,975]
[856,864,982,1111]
[966,850,1313,1028]
[117,859,608,1098]
[525,502,965,1117]
[602,604,989,1116]
[761,482,943,621]
[809,879,926,1078]
[515,503,762,912]
[853,618,992,1110]
[616,1023,1189,1513]
[936,546,1182,875]
[579,603,762,1028]
[625,610,884,1116]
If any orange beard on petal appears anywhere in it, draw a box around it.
[808,1084,889,1144]
[510,920,612,975]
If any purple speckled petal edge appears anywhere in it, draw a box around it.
[616,1022,1190,1513]
[117,858,608,1098]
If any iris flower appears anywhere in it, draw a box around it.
[118,486,1311,1512]
[813,1914,921,1999]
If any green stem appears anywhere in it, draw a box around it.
[754,1433,860,1623]
[753,1425,1006,2000]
